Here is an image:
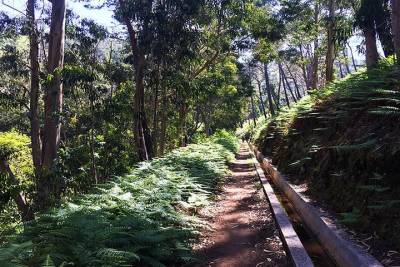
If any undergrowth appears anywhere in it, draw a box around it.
[251,59,400,250]
[0,132,239,267]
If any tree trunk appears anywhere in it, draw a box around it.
[391,0,400,63]
[343,48,351,74]
[311,0,319,90]
[39,0,66,207]
[263,63,275,116]
[280,64,297,103]
[42,0,66,170]
[27,0,41,171]
[256,79,267,118]
[0,159,34,221]
[159,86,168,155]
[178,102,188,147]
[285,63,301,99]
[152,69,159,156]
[250,95,257,126]
[119,1,150,161]
[364,27,380,69]
[347,42,358,71]
[280,68,290,108]
[325,0,335,82]
[375,0,394,57]
[299,44,311,91]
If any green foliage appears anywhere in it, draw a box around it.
[0,135,237,266]
[253,61,400,249]
[0,132,33,245]
[0,131,33,186]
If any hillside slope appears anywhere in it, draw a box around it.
[253,61,400,250]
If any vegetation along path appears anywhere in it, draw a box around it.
[194,143,290,267]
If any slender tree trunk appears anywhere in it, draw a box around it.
[391,0,400,63]
[347,42,358,71]
[159,86,168,155]
[256,79,267,118]
[250,95,257,126]
[280,68,290,108]
[89,90,98,184]
[152,70,159,156]
[343,48,351,74]
[311,0,319,90]
[364,27,380,69]
[0,159,34,221]
[280,64,297,103]
[325,0,335,82]
[299,44,311,90]
[178,101,188,147]
[285,63,301,99]
[263,62,275,116]
[276,71,282,110]
[119,1,149,161]
[27,0,41,171]
[339,63,344,78]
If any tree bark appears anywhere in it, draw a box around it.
[27,0,41,171]
[119,0,149,161]
[42,0,66,170]
[364,27,380,69]
[152,69,159,156]
[256,79,267,118]
[311,0,320,90]
[343,48,351,74]
[250,95,257,126]
[347,42,358,71]
[285,63,301,99]
[280,68,290,108]
[280,64,297,103]
[39,0,66,207]
[159,86,168,155]
[325,0,336,83]
[391,0,400,63]
[263,63,275,116]
[375,0,394,57]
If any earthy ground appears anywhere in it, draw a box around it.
[193,144,290,267]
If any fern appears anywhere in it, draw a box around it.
[0,134,238,266]
[369,106,400,117]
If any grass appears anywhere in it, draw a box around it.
[0,133,239,267]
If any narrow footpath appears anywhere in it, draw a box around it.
[193,144,290,267]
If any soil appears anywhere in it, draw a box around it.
[192,144,291,267]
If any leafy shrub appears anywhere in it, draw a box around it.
[0,136,237,266]
[0,131,33,245]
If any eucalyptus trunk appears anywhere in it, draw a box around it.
[311,0,319,89]
[263,63,275,116]
[119,0,149,161]
[325,0,335,82]
[27,0,41,172]
[257,79,267,118]
[39,0,66,207]
[364,27,380,69]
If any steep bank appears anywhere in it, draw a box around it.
[251,61,400,251]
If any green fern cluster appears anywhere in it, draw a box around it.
[0,135,237,267]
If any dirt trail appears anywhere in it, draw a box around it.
[193,144,290,267]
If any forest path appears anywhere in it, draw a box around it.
[193,144,290,267]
